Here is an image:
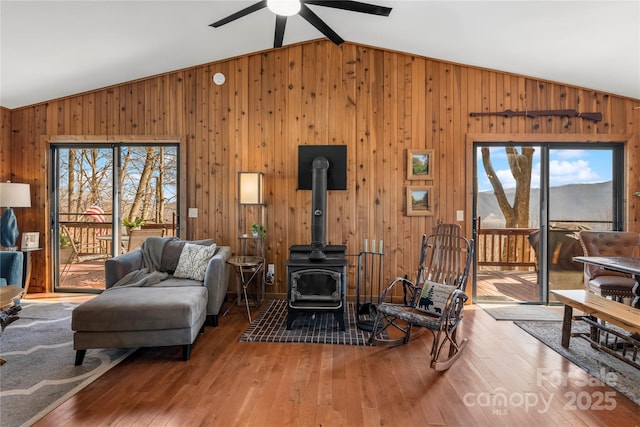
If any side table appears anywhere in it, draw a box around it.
[226,255,264,322]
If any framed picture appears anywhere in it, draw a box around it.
[21,232,39,249]
[407,149,434,180]
[406,186,433,216]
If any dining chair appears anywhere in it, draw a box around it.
[126,228,166,252]
[577,230,640,303]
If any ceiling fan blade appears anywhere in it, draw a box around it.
[209,0,267,27]
[274,15,287,48]
[299,3,344,45]
[304,0,392,17]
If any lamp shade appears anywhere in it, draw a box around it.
[0,182,32,208]
[0,182,31,248]
[239,172,264,205]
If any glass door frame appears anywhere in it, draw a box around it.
[472,141,625,304]
[50,140,182,293]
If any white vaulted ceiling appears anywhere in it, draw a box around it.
[1,0,638,109]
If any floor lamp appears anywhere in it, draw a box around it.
[0,182,32,250]
[238,172,264,256]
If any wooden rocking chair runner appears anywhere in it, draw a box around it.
[369,232,474,371]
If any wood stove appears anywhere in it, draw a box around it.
[286,245,347,330]
[286,145,348,330]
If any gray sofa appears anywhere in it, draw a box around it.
[71,238,231,365]
[104,240,232,325]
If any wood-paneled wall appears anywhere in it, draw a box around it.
[0,107,11,179]
[1,40,639,294]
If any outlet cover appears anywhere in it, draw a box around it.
[188,208,198,218]
[456,210,464,221]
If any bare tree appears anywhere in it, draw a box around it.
[67,149,77,220]
[481,147,535,269]
[119,149,132,191]
[81,148,111,203]
[60,148,111,219]
[59,145,177,230]
[481,147,534,228]
[127,147,160,221]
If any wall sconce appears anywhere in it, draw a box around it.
[239,172,264,205]
[0,182,32,249]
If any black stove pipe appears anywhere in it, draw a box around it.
[309,156,329,261]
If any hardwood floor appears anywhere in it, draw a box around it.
[28,296,638,427]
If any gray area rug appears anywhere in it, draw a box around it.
[515,320,639,406]
[0,301,134,427]
[480,304,563,321]
[240,299,375,345]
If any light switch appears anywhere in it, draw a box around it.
[188,208,198,218]
[456,210,464,221]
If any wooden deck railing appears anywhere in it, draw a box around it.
[60,222,177,256]
[61,222,536,270]
[477,227,537,270]
[61,222,112,255]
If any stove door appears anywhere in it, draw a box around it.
[289,268,341,303]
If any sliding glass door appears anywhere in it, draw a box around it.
[51,143,179,292]
[546,147,622,302]
[473,143,623,304]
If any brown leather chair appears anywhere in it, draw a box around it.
[577,230,640,302]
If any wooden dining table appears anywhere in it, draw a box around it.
[573,256,640,308]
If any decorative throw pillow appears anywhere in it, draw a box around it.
[173,242,218,281]
[415,280,457,316]
[161,238,216,273]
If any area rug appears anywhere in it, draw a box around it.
[480,304,563,321]
[0,301,134,427]
[240,299,376,346]
[515,320,639,406]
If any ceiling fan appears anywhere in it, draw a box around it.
[209,0,392,48]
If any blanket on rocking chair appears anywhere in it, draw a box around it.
[108,237,175,289]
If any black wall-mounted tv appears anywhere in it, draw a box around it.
[297,145,347,190]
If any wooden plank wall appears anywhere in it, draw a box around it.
[1,40,639,294]
[0,107,10,178]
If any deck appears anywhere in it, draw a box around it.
[57,222,176,290]
[476,268,584,303]
[58,260,108,290]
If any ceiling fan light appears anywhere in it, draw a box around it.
[267,0,301,16]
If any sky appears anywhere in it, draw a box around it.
[476,147,613,192]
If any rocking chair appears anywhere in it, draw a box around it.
[369,230,474,371]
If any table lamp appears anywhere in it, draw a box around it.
[0,182,32,250]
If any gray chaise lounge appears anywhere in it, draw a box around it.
[71,237,231,365]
